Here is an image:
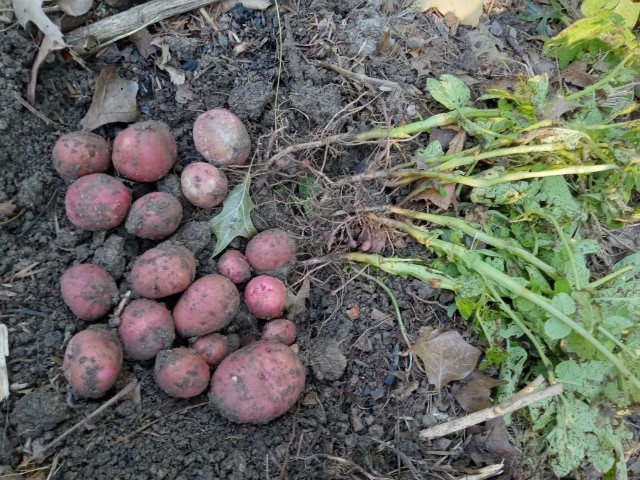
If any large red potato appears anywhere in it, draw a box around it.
[173,274,240,337]
[244,229,297,273]
[244,275,286,320]
[261,319,297,346]
[118,299,176,360]
[180,162,228,209]
[217,249,251,284]
[60,263,118,321]
[112,120,177,182]
[64,327,123,399]
[192,109,251,166]
[154,348,210,398]
[193,333,240,366]
[125,192,183,239]
[130,244,196,299]
[52,131,111,182]
[209,340,306,424]
[65,173,131,231]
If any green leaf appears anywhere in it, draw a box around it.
[427,75,470,111]
[527,74,549,108]
[544,317,572,340]
[210,174,257,257]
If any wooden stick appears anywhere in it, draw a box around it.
[419,376,563,440]
[65,0,223,54]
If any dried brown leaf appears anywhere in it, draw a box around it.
[412,329,480,389]
[446,129,466,154]
[561,61,596,87]
[129,28,155,58]
[222,0,271,11]
[415,183,456,210]
[468,417,517,463]
[27,34,64,105]
[358,221,387,253]
[413,0,483,27]
[454,370,506,412]
[285,277,310,320]
[233,41,251,56]
[80,66,139,131]
[13,0,66,44]
[346,304,360,320]
[56,0,93,16]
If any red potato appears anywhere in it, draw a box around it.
[244,229,297,273]
[192,333,240,366]
[64,327,123,399]
[130,244,197,299]
[209,340,306,424]
[261,319,297,346]
[173,274,240,337]
[244,275,286,320]
[154,348,210,398]
[65,173,131,231]
[180,162,228,209]
[125,192,183,240]
[52,131,111,182]
[112,120,177,182]
[217,249,252,284]
[118,299,176,360]
[192,109,251,166]
[60,264,118,321]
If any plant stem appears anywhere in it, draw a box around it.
[355,108,501,141]
[368,215,640,390]
[359,271,412,349]
[563,52,633,103]
[388,207,558,277]
[432,143,569,172]
[586,266,634,290]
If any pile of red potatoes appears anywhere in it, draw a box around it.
[54,109,305,424]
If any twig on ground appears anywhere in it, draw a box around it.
[370,437,420,480]
[31,378,140,462]
[317,62,421,96]
[291,454,392,480]
[13,92,57,126]
[419,376,562,440]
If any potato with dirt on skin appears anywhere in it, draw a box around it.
[261,319,297,346]
[112,120,178,182]
[192,108,251,166]
[65,173,131,231]
[173,274,240,337]
[154,348,210,398]
[118,299,176,361]
[217,249,252,284]
[180,162,228,209]
[244,275,286,320]
[64,327,123,399]
[52,131,111,182]
[209,340,306,424]
[60,263,118,321]
[192,332,241,366]
[125,192,183,240]
[130,243,197,299]
[245,229,297,273]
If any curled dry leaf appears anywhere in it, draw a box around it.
[414,183,457,210]
[80,66,139,131]
[56,0,93,16]
[411,328,480,390]
[129,28,155,58]
[285,277,310,319]
[151,39,185,86]
[12,0,66,45]
[454,370,506,412]
[28,34,64,105]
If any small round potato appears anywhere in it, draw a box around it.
[118,299,176,360]
[244,229,297,273]
[209,340,306,424]
[192,333,240,366]
[65,173,131,231]
[173,274,240,337]
[154,348,210,398]
[244,275,286,320]
[217,249,252,284]
[130,244,197,299]
[112,120,178,182]
[60,263,118,321]
[125,192,183,240]
[180,162,229,209]
[64,327,123,399]
[192,109,251,166]
[261,319,297,346]
[52,131,111,182]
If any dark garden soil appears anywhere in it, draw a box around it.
[0,1,576,479]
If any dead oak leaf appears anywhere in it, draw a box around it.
[415,183,456,210]
[412,329,480,390]
[13,0,66,45]
[80,66,139,131]
[454,370,505,412]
